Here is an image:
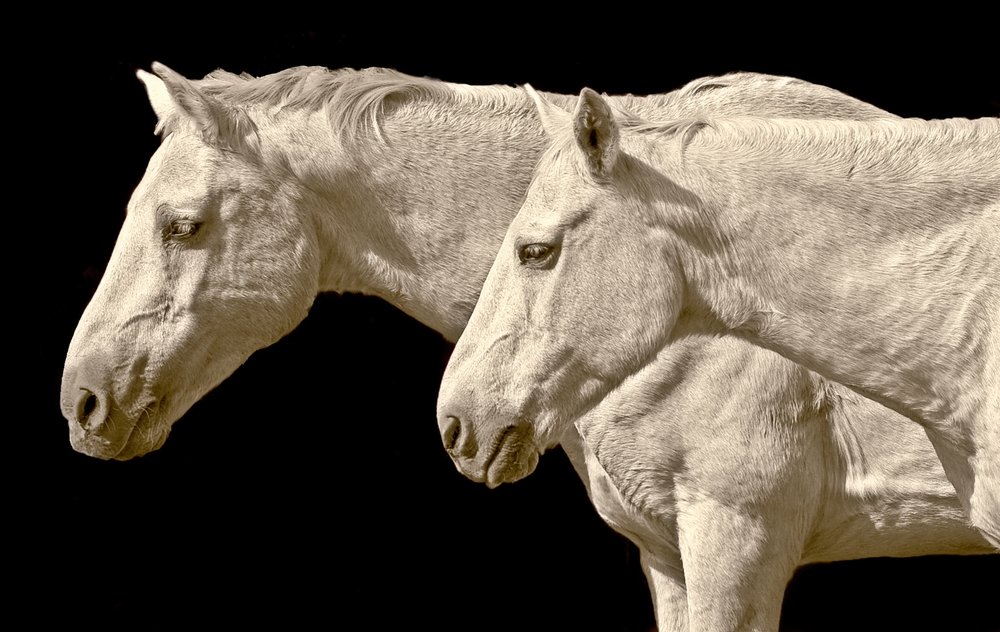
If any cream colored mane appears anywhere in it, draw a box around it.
[160,66,816,145]
[185,66,524,141]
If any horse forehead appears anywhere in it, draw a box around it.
[129,135,218,212]
[530,157,588,200]
[521,176,595,228]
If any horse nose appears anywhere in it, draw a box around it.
[74,386,108,431]
[437,413,477,458]
[61,357,112,433]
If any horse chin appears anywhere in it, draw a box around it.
[111,422,171,461]
[68,430,124,461]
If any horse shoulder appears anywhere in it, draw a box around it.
[802,380,993,560]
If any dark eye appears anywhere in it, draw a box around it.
[164,220,201,241]
[518,243,557,267]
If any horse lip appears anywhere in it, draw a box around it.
[111,422,142,459]
[109,399,164,460]
[450,424,535,486]
[479,425,510,462]
[483,425,533,488]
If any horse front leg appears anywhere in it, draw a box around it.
[638,546,688,632]
[928,424,1000,549]
[677,497,804,632]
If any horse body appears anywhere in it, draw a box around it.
[437,88,1000,559]
[62,65,990,630]
[561,336,989,630]
[670,119,1000,527]
[661,117,999,427]
[638,115,1000,547]
[576,335,981,562]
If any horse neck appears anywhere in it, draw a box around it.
[646,117,1000,432]
[339,87,712,341]
[270,91,550,342]
[262,73,890,343]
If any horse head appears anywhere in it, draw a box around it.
[61,63,323,459]
[437,88,684,487]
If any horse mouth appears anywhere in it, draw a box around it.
[68,400,167,461]
[112,403,169,460]
[113,420,168,460]
[483,425,539,489]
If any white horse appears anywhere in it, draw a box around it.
[438,87,1000,560]
[61,64,990,630]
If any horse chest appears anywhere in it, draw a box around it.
[580,438,681,558]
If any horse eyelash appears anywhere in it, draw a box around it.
[162,220,202,243]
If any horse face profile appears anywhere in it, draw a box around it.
[437,89,695,486]
[61,65,321,459]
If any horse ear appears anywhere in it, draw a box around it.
[572,88,619,178]
[524,84,569,137]
[136,68,174,124]
[146,61,258,153]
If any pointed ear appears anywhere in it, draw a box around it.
[572,88,619,178]
[524,84,570,137]
[136,68,174,124]
[146,61,258,152]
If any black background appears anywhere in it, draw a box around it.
[23,15,999,631]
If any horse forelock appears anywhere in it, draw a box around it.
[531,129,580,191]
[190,65,525,144]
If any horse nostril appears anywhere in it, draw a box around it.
[77,388,99,429]
[442,415,462,451]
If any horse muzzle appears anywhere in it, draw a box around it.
[61,356,165,460]
[438,412,540,488]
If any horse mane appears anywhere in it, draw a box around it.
[608,70,882,144]
[600,113,997,190]
[599,72,793,118]
[192,66,523,142]
[690,116,999,181]
[540,102,996,192]
[626,118,713,145]
[529,112,711,196]
[183,66,790,145]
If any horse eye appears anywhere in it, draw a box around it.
[518,243,556,267]
[164,220,201,241]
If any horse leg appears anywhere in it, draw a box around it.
[638,546,688,632]
[677,497,804,632]
[562,431,691,629]
[927,427,1000,549]
[970,441,1000,549]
